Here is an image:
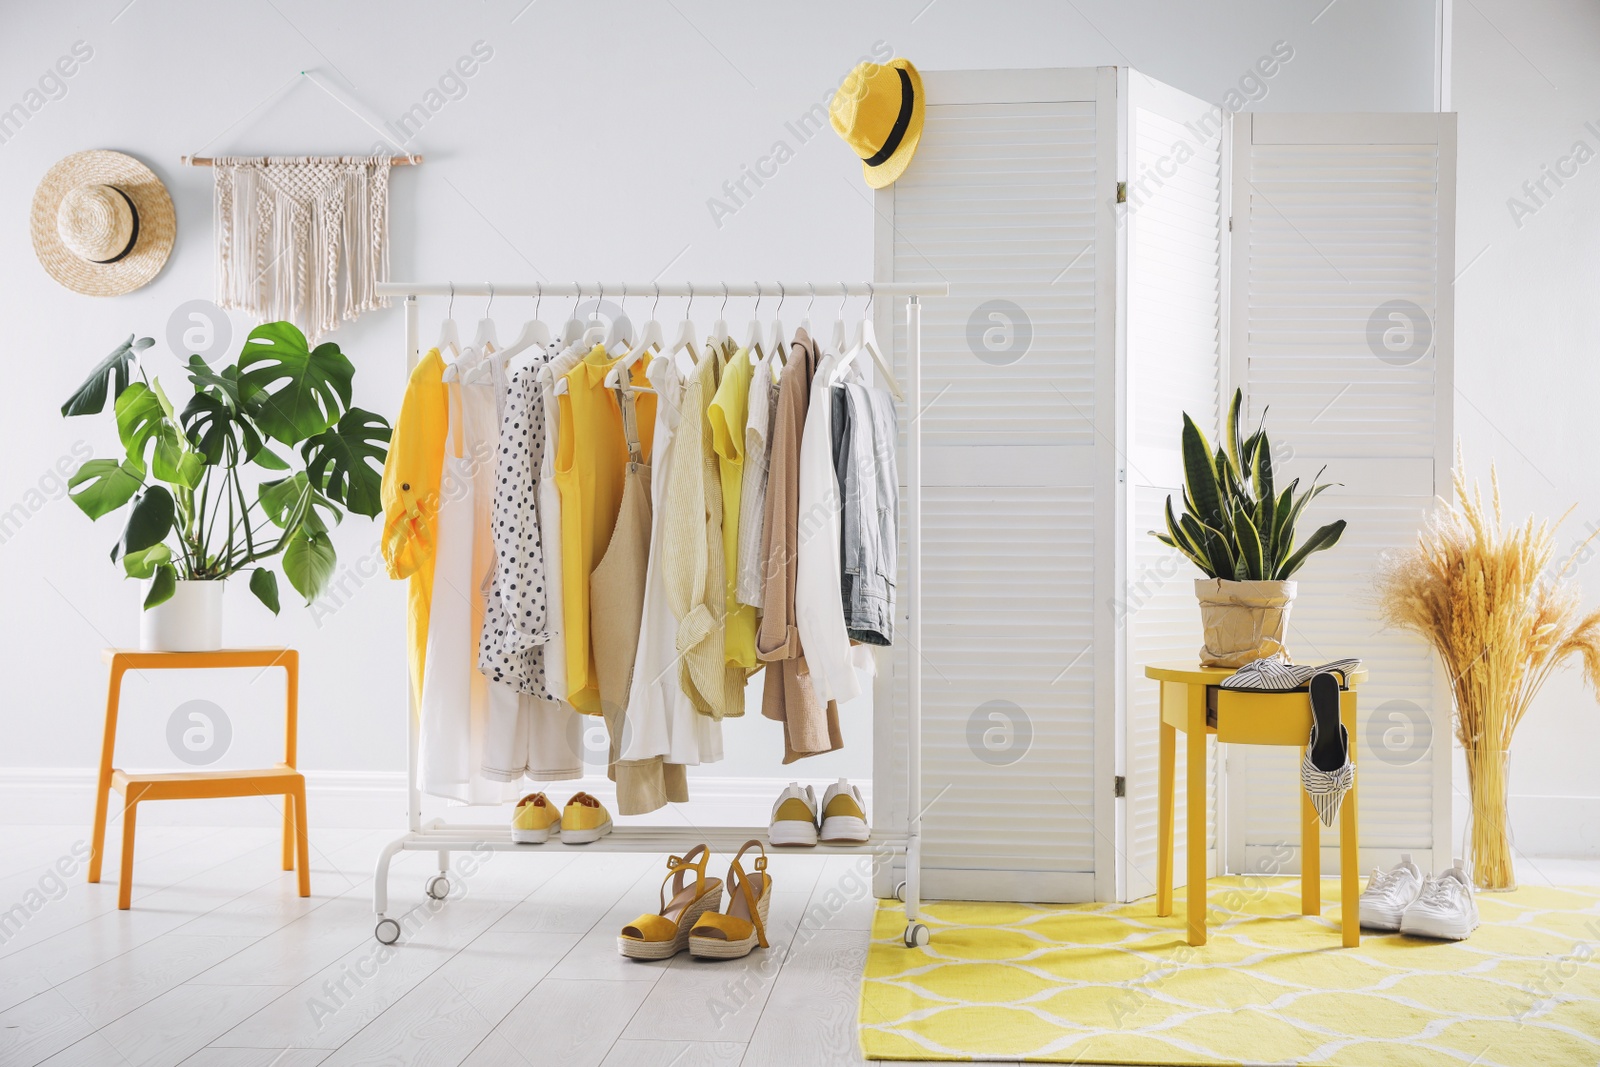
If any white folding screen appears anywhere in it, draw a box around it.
[874,68,1118,903]
[1226,112,1455,875]
[1118,71,1227,902]
[874,71,1454,904]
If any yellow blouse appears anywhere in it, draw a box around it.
[380,348,448,702]
[709,344,758,670]
[555,345,656,713]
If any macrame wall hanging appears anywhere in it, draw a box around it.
[209,156,391,342]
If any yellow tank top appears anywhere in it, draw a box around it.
[554,345,656,713]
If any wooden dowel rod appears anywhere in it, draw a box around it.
[179,154,423,166]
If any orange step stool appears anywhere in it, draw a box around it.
[88,648,309,909]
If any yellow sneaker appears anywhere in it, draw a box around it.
[561,791,613,844]
[819,779,869,844]
[768,782,818,847]
[511,792,560,844]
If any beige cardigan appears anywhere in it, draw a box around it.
[756,329,842,762]
[665,344,745,719]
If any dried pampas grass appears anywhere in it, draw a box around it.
[1376,453,1600,889]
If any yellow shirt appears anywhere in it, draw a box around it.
[555,345,656,713]
[380,348,448,702]
[709,344,758,670]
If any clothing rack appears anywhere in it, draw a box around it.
[368,279,947,950]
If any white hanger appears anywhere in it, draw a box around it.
[558,289,587,350]
[580,282,609,348]
[710,283,732,346]
[665,284,701,368]
[837,285,905,400]
[798,283,817,341]
[437,283,461,357]
[604,283,635,351]
[741,282,765,358]
[472,285,499,351]
[505,285,554,371]
[766,283,788,379]
[829,283,850,355]
[606,284,665,390]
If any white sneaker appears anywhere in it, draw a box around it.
[1359,853,1424,930]
[1399,860,1479,941]
[819,779,869,844]
[768,783,819,847]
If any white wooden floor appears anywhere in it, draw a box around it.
[6,821,1595,1067]
[0,822,982,1067]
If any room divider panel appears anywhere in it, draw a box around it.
[874,69,1455,904]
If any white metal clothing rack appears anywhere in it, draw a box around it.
[369,280,946,950]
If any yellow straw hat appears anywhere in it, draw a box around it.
[830,58,924,189]
[31,150,175,297]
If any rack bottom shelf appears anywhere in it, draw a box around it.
[369,822,922,947]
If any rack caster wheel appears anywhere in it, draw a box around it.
[425,874,450,900]
[894,881,908,903]
[903,922,929,948]
[374,917,401,944]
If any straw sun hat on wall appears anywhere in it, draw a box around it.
[31,149,175,296]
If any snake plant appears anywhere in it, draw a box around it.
[1153,389,1346,582]
[61,322,391,611]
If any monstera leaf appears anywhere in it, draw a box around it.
[115,485,174,561]
[238,322,354,445]
[68,458,145,520]
[61,335,153,417]
[259,472,341,536]
[282,527,336,603]
[301,408,391,518]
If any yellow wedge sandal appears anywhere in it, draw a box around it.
[617,845,724,960]
[689,840,772,960]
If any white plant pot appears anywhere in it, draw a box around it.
[140,579,225,652]
[1194,578,1296,668]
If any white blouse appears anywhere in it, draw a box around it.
[793,351,864,707]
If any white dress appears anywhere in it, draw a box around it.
[794,352,868,706]
[621,352,724,768]
[418,351,522,804]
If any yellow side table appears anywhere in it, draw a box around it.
[1144,661,1366,948]
[88,648,308,910]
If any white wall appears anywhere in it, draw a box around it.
[1,1,1437,825]
[1453,0,1600,857]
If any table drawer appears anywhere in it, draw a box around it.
[1214,687,1356,746]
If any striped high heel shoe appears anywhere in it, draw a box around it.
[1301,671,1355,827]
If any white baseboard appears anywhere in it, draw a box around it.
[1452,791,1600,859]
[0,768,870,831]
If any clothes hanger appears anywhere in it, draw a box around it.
[472,284,499,351]
[741,282,765,359]
[829,283,850,355]
[558,288,587,350]
[766,282,788,379]
[665,283,700,369]
[437,282,461,358]
[580,282,610,349]
[604,283,635,351]
[606,283,665,389]
[845,283,904,400]
[505,284,554,370]
[710,283,732,346]
[798,283,816,341]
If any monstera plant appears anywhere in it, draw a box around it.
[62,322,391,613]
[1151,389,1347,666]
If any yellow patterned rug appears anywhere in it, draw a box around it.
[859,878,1600,1065]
